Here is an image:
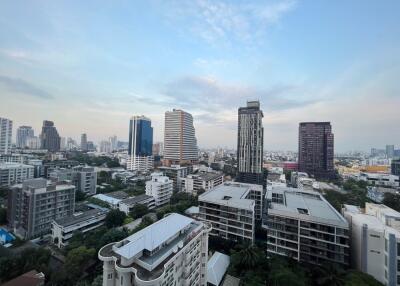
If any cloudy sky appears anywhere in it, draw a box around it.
[1,0,399,152]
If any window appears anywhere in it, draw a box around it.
[107,273,113,280]
[398,243,400,256]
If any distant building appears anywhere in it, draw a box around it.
[26,136,41,150]
[49,166,97,195]
[81,133,88,151]
[145,172,173,206]
[198,182,263,244]
[158,165,190,191]
[386,145,395,159]
[99,140,112,153]
[342,203,400,286]
[43,160,80,177]
[98,213,210,286]
[8,179,75,239]
[358,172,399,188]
[109,135,117,151]
[16,126,34,148]
[181,171,224,194]
[152,142,164,156]
[40,120,61,152]
[127,116,154,173]
[0,117,12,154]
[237,101,264,186]
[51,208,108,248]
[0,162,34,187]
[264,186,349,266]
[164,109,198,165]
[298,122,335,179]
[391,159,400,176]
[118,194,156,215]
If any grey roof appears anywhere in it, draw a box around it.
[207,252,230,286]
[54,208,108,227]
[120,194,154,206]
[197,172,223,181]
[106,191,129,199]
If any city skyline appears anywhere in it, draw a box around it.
[1,1,400,151]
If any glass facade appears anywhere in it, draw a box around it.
[128,117,153,156]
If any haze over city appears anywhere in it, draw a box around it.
[1,0,400,151]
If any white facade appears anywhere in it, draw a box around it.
[119,195,156,215]
[358,172,400,188]
[164,109,198,164]
[145,172,173,206]
[0,162,34,187]
[126,155,154,173]
[0,117,12,154]
[181,171,224,194]
[26,136,41,150]
[100,140,112,153]
[98,213,211,286]
[342,203,400,286]
[16,126,34,148]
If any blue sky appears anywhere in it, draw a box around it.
[1,0,399,151]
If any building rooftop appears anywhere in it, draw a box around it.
[106,191,129,200]
[3,270,45,286]
[268,187,348,226]
[199,182,259,210]
[93,194,122,205]
[207,252,230,286]
[53,208,108,227]
[0,162,33,169]
[120,194,154,206]
[196,172,223,181]
[114,213,194,260]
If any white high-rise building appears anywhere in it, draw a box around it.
[109,135,117,151]
[0,117,12,154]
[145,172,173,206]
[342,203,400,286]
[98,213,211,286]
[164,109,198,165]
[16,126,34,148]
[26,136,41,150]
[99,140,112,153]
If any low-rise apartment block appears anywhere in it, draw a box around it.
[158,165,190,191]
[7,178,75,239]
[181,171,224,195]
[49,166,97,195]
[52,208,108,248]
[119,194,156,215]
[0,162,34,187]
[98,213,210,286]
[198,182,263,244]
[145,172,173,206]
[264,187,349,266]
[342,203,400,286]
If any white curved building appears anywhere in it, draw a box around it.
[98,213,211,286]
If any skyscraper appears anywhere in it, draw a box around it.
[40,120,61,152]
[298,122,334,179]
[109,135,117,151]
[386,145,395,159]
[127,116,153,172]
[0,117,13,154]
[81,133,88,151]
[163,109,198,165]
[236,101,264,186]
[16,126,34,148]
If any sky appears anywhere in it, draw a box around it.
[0,0,399,152]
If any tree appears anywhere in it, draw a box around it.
[313,263,346,286]
[129,204,149,219]
[75,190,86,202]
[382,193,400,212]
[344,270,382,286]
[105,209,126,228]
[65,246,96,282]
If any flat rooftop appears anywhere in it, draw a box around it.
[197,172,222,181]
[268,187,348,226]
[199,182,257,210]
[114,213,194,260]
[120,194,154,206]
[0,162,33,169]
[54,208,108,227]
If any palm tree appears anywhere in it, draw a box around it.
[314,263,346,286]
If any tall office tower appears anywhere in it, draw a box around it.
[236,101,264,186]
[98,213,210,286]
[0,117,13,154]
[298,122,334,179]
[127,116,153,173]
[109,135,117,151]
[164,109,198,165]
[40,120,61,152]
[16,126,34,148]
[81,133,88,151]
[386,145,395,159]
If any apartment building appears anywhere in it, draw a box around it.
[0,162,34,187]
[145,172,173,206]
[358,172,400,188]
[0,117,12,154]
[198,182,263,244]
[119,194,156,215]
[49,166,97,195]
[342,203,400,286]
[52,208,108,248]
[7,178,75,239]
[98,213,210,286]
[181,171,224,195]
[264,186,349,266]
[158,165,190,191]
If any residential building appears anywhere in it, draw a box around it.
[98,213,210,286]
[16,126,34,148]
[0,162,34,187]
[118,194,156,215]
[26,136,41,149]
[7,178,75,239]
[0,154,28,164]
[358,172,400,188]
[181,171,224,195]
[198,182,263,244]
[28,159,44,178]
[237,101,264,186]
[152,142,163,156]
[92,191,130,209]
[387,145,395,159]
[164,109,198,165]
[264,186,349,266]
[100,140,112,153]
[109,135,118,151]
[298,122,335,179]
[49,166,97,195]
[145,172,173,206]
[60,137,66,151]
[81,133,88,151]
[127,116,154,173]
[51,208,108,248]
[40,120,61,152]
[392,159,400,176]
[0,117,12,154]
[342,203,400,286]
[158,165,190,191]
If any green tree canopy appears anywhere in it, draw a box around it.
[105,209,126,228]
